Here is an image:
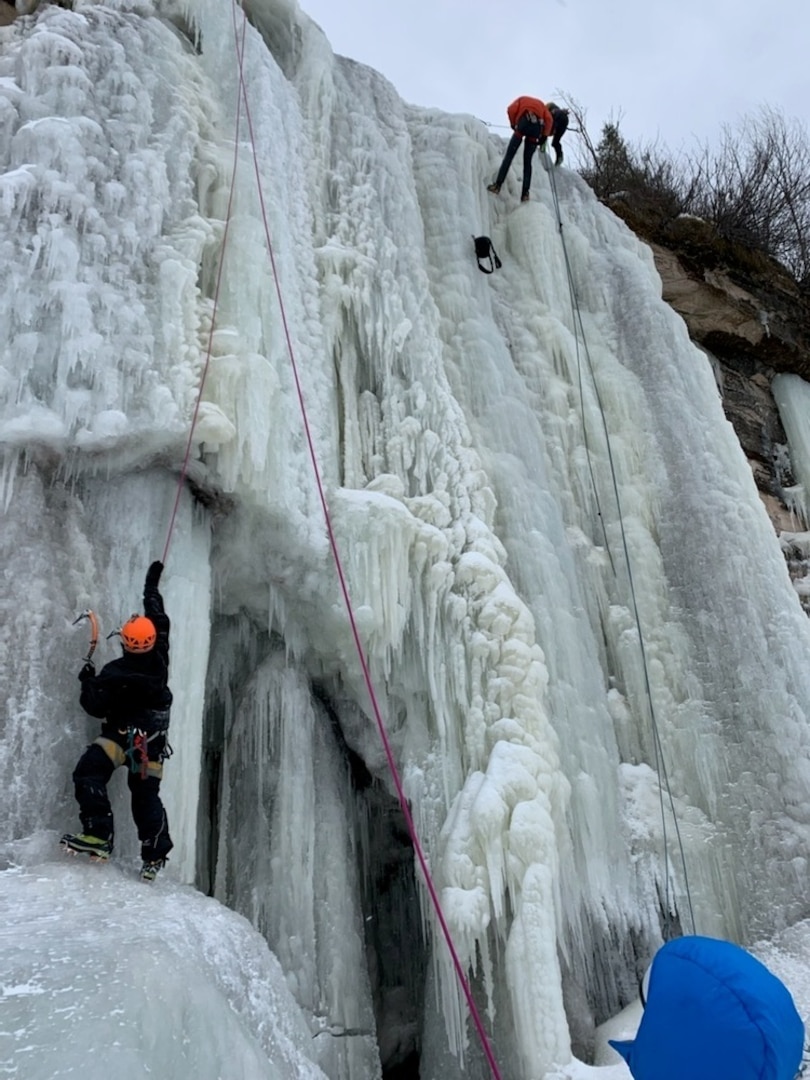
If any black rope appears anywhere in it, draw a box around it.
[546,159,697,937]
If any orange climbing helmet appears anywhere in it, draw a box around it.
[120,615,157,653]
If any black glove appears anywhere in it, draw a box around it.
[145,561,163,588]
[554,146,563,167]
[78,661,96,681]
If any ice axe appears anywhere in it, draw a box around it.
[73,609,99,663]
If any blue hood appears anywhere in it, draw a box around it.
[609,935,804,1080]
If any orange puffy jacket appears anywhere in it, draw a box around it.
[506,96,554,141]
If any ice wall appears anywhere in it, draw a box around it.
[774,372,810,525]
[2,0,810,1077]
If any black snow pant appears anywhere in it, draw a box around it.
[494,117,543,197]
[72,732,173,862]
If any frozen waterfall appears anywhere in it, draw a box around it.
[1,0,810,1078]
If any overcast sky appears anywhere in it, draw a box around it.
[300,0,810,155]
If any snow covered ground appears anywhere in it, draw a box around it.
[4,832,809,1078]
[0,832,332,1079]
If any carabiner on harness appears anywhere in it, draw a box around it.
[125,729,150,779]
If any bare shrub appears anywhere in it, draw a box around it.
[555,93,810,286]
[686,108,810,282]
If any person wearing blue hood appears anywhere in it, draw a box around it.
[610,935,805,1080]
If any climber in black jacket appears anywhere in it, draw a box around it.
[62,561,173,881]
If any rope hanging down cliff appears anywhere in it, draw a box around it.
[228,3,504,1077]
[159,11,247,565]
[545,156,696,937]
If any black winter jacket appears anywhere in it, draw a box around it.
[79,574,172,733]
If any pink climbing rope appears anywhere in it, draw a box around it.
[229,4,503,1076]
[161,17,249,564]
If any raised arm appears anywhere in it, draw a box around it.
[143,561,170,661]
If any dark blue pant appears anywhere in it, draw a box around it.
[495,115,543,197]
[72,739,173,861]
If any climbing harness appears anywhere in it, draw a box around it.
[473,234,502,274]
[546,161,696,937]
[123,726,172,778]
[227,3,503,1076]
[72,609,99,663]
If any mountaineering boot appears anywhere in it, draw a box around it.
[140,857,167,884]
[60,833,112,860]
[486,182,501,194]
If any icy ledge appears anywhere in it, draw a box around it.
[0,832,329,1080]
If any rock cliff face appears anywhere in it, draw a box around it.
[611,205,810,608]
